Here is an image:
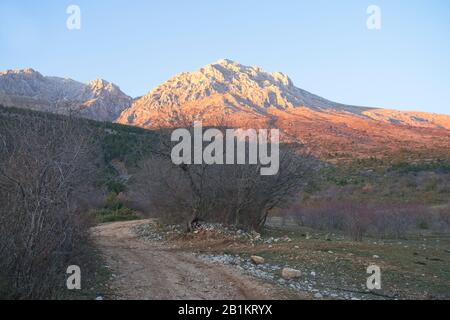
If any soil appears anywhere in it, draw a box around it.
[91,220,300,300]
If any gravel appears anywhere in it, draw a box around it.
[198,253,374,300]
[132,222,376,300]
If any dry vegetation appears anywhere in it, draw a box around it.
[284,201,450,241]
[0,110,102,299]
[0,105,449,300]
[130,123,321,231]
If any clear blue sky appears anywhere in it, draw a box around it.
[1,0,449,114]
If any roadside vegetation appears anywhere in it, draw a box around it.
[0,109,100,299]
[0,106,144,299]
[0,105,448,299]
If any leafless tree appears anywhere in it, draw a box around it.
[132,119,321,231]
[0,111,101,299]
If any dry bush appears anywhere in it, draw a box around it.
[434,205,450,231]
[343,203,373,241]
[290,201,372,241]
[287,200,447,241]
[132,125,320,231]
[368,204,426,238]
[0,113,101,299]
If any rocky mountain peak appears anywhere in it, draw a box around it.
[88,79,121,94]
[0,69,131,122]
[200,59,294,88]
[121,59,339,121]
[0,67,43,79]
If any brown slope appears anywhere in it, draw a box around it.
[116,59,450,159]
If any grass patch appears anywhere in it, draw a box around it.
[94,208,140,224]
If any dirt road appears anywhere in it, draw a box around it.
[91,220,293,300]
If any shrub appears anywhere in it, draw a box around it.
[94,207,139,223]
[290,201,372,241]
[105,179,127,194]
[132,127,321,231]
[104,192,123,210]
[286,201,444,240]
[0,113,101,299]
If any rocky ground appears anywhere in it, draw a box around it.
[91,220,298,300]
[133,222,377,300]
[133,220,450,300]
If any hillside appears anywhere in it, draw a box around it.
[0,68,132,122]
[1,62,449,161]
[117,59,450,160]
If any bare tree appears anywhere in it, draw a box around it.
[132,119,320,231]
[0,110,101,299]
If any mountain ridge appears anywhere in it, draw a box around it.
[117,59,449,130]
[1,62,449,159]
[0,68,132,122]
[115,59,450,159]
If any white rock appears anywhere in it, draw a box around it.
[281,267,302,279]
[250,255,265,265]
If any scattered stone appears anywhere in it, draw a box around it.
[250,255,265,265]
[132,223,165,242]
[251,231,262,241]
[281,267,302,280]
[373,255,380,259]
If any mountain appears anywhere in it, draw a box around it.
[0,68,132,121]
[1,63,449,160]
[117,59,450,159]
[118,59,367,125]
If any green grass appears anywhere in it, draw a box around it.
[94,208,140,224]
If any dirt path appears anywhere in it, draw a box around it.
[91,220,295,300]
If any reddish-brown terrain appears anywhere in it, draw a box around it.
[1,61,449,160]
[117,59,450,160]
